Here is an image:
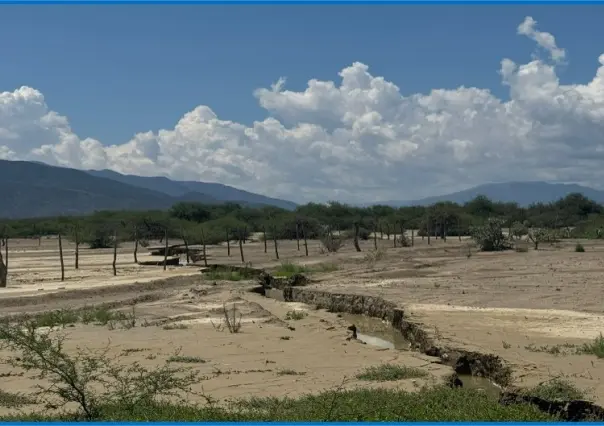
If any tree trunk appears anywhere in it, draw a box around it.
[443,222,447,242]
[353,223,361,252]
[263,226,268,253]
[74,226,79,270]
[399,222,405,245]
[163,229,168,271]
[0,240,7,288]
[113,230,118,276]
[200,228,208,267]
[58,234,65,282]
[301,223,308,256]
[273,227,279,260]
[133,229,139,264]
[427,218,431,245]
[239,230,245,263]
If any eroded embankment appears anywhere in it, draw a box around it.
[258,274,604,421]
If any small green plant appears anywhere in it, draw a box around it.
[575,243,585,253]
[502,341,511,349]
[0,390,36,408]
[285,310,307,321]
[120,348,148,356]
[578,333,604,358]
[167,355,206,364]
[522,378,585,401]
[276,369,306,376]
[356,364,428,382]
[204,270,243,281]
[163,323,190,330]
[274,261,309,277]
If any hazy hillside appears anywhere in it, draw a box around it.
[86,169,297,211]
[0,160,295,219]
[382,182,604,207]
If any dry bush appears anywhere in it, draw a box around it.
[0,320,201,420]
[363,248,386,269]
[211,302,242,334]
[320,234,343,253]
[396,234,411,247]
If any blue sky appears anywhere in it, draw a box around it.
[1,5,602,146]
[2,5,604,202]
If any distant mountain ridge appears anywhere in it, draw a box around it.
[380,182,604,207]
[86,169,296,210]
[0,160,296,219]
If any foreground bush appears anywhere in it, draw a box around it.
[1,386,555,421]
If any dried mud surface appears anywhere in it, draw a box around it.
[2,236,604,411]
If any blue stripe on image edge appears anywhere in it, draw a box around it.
[3,0,604,3]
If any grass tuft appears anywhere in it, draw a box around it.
[356,364,428,382]
[167,355,206,364]
[578,333,604,358]
[522,378,585,401]
[285,310,307,321]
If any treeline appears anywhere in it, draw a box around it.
[1,193,604,247]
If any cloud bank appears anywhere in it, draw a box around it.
[1,16,604,203]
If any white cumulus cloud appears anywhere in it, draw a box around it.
[1,16,604,204]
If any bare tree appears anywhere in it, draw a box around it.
[200,227,208,267]
[301,222,309,256]
[163,228,168,271]
[353,223,362,252]
[133,228,139,264]
[112,230,118,276]
[0,237,7,288]
[74,223,80,270]
[272,225,279,260]
[238,227,245,263]
[262,226,268,253]
[58,233,65,282]
[3,235,8,270]
[181,229,190,264]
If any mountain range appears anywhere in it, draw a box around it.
[1,159,604,219]
[382,181,604,207]
[0,160,296,219]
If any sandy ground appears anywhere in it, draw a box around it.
[0,284,451,416]
[3,235,604,411]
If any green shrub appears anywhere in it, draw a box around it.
[470,218,510,252]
